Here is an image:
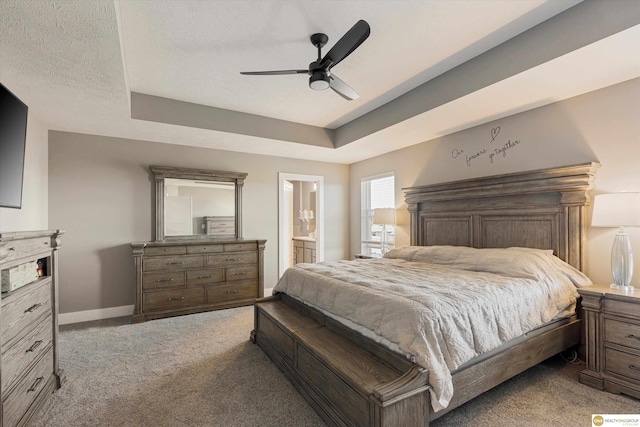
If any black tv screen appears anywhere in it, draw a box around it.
[0,83,28,209]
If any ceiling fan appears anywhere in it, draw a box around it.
[240,20,370,101]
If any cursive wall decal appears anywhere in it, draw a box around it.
[451,125,524,167]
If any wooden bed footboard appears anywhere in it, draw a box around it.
[251,294,431,427]
[252,294,581,427]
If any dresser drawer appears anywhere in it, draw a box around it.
[605,348,640,382]
[3,348,54,427]
[142,271,185,291]
[143,288,205,312]
[186,269,224,286]
[0,237,51,264]
[605,298,639,319]
[143,255,204,272]
[207,252,257,267]
[2,280,52,352]
[226,266,258,281]
[2,315,53,393]
[207,280,258,304]
[605,318,640,351]
[144,246,186,256]
[224,242,257,252]
[186,244,223,255]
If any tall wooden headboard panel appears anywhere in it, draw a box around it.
[403,163,600,271]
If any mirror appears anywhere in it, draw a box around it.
[150,166,246,241]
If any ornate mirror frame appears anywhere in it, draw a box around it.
[150,165,247,241]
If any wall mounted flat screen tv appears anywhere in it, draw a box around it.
[0,83,28,209]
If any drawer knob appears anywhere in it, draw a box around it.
[26,340,43,353]
[167,296,185,301]
[27,377,44,392]
[226,258,240,262]
[9,247,15,251]
[167,261,184,265]
[630,364,639,371]
[626,334,640,341]
[226,290,241,294]
[24,303,42,313]
[234,272,248,276]
[198,275,214,279]
[155,278,174,283]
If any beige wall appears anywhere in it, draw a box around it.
[0,112,48,232]
[350,78,640,287]
[48,133,349,314]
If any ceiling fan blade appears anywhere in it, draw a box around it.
[329,74,360,101]
[240,70,308,75]
[319,20,370,70]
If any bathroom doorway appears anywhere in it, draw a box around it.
[278,173,324,278]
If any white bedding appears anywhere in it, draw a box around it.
[272,245,592,412]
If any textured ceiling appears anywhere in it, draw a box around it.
[1,0,639,164]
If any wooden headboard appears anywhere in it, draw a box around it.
[403,163,599,271]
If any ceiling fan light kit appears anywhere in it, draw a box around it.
[309,72,330,91]
[240,20,370,100]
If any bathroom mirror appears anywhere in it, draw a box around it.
[150,165,246,241]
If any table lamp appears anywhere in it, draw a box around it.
[591,193,640,289]
[373,208,396,254]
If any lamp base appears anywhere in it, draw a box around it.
[609,283,635,292]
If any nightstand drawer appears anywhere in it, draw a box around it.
[605,318,640,351]
[605,348,640,382]
[605,299,639,319]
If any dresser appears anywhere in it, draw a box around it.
[292,237,316,264]
[0,230,64,427]
[579,284,640,399]
[131,239,266,323]
[204,216,235,237]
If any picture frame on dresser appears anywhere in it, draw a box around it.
[0,230,65,427]
[131,166,266,323]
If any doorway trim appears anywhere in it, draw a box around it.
[278,173,324,278]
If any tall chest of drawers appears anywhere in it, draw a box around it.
[579,284,640,399]
[0,230,64,427]
[131,239,266,323]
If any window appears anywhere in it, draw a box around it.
[361,173,395,256]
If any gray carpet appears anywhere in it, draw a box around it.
[33,307,638,427]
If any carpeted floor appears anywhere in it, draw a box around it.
[33,306,638,426]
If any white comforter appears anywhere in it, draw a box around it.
[273,246,592,412]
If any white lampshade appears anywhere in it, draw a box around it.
[373,208,396,225]
[592,193,640,227]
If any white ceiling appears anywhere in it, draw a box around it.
[1,0,638,164]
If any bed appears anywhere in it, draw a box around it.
[251,162,600,427]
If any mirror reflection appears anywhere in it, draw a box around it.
[164,178,235,237]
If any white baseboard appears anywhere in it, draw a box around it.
[59,305,134,325]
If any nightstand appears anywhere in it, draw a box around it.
[354,254,381,260]
[578,284,640,399]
